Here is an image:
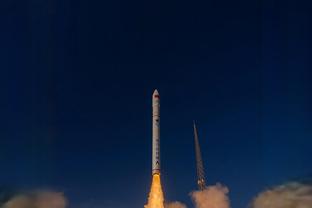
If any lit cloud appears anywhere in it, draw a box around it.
[250,182,312,208]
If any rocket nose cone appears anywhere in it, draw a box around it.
[153,89,159,95]
[153,89,160,98]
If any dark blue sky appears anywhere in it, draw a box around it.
[1,0,312,208]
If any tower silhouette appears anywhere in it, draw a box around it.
[193,121,206,191]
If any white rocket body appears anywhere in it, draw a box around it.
[152,89,160,175]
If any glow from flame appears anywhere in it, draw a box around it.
[145,174,165,208]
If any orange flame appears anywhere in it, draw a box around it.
[145,174,165,208]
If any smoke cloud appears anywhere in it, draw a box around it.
[190,183,230,208]
[2,191,67,208]
[250,182,312,208]
[165,201,187,208]
[2,195,32,208]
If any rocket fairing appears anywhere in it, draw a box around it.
[152,89,160,175]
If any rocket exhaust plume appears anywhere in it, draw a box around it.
[145,90,165,208]
[145,174,165,208]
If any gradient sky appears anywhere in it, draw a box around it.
[1,0,312,208]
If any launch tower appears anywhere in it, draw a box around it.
[193,121,206,191]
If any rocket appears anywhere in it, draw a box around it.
[152,89,160,175]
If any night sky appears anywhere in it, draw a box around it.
[1,0,312,208]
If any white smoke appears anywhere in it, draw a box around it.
[2,191,67,208]
[190,183,230,208]
[250,182,312,208]
[165,183,231,208]
[165,201,187,208]
[2,195,32,208]
[34,191,67,208]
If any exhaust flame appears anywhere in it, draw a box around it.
[145,174,165,208]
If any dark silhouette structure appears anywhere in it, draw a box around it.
[193,121,206,191]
